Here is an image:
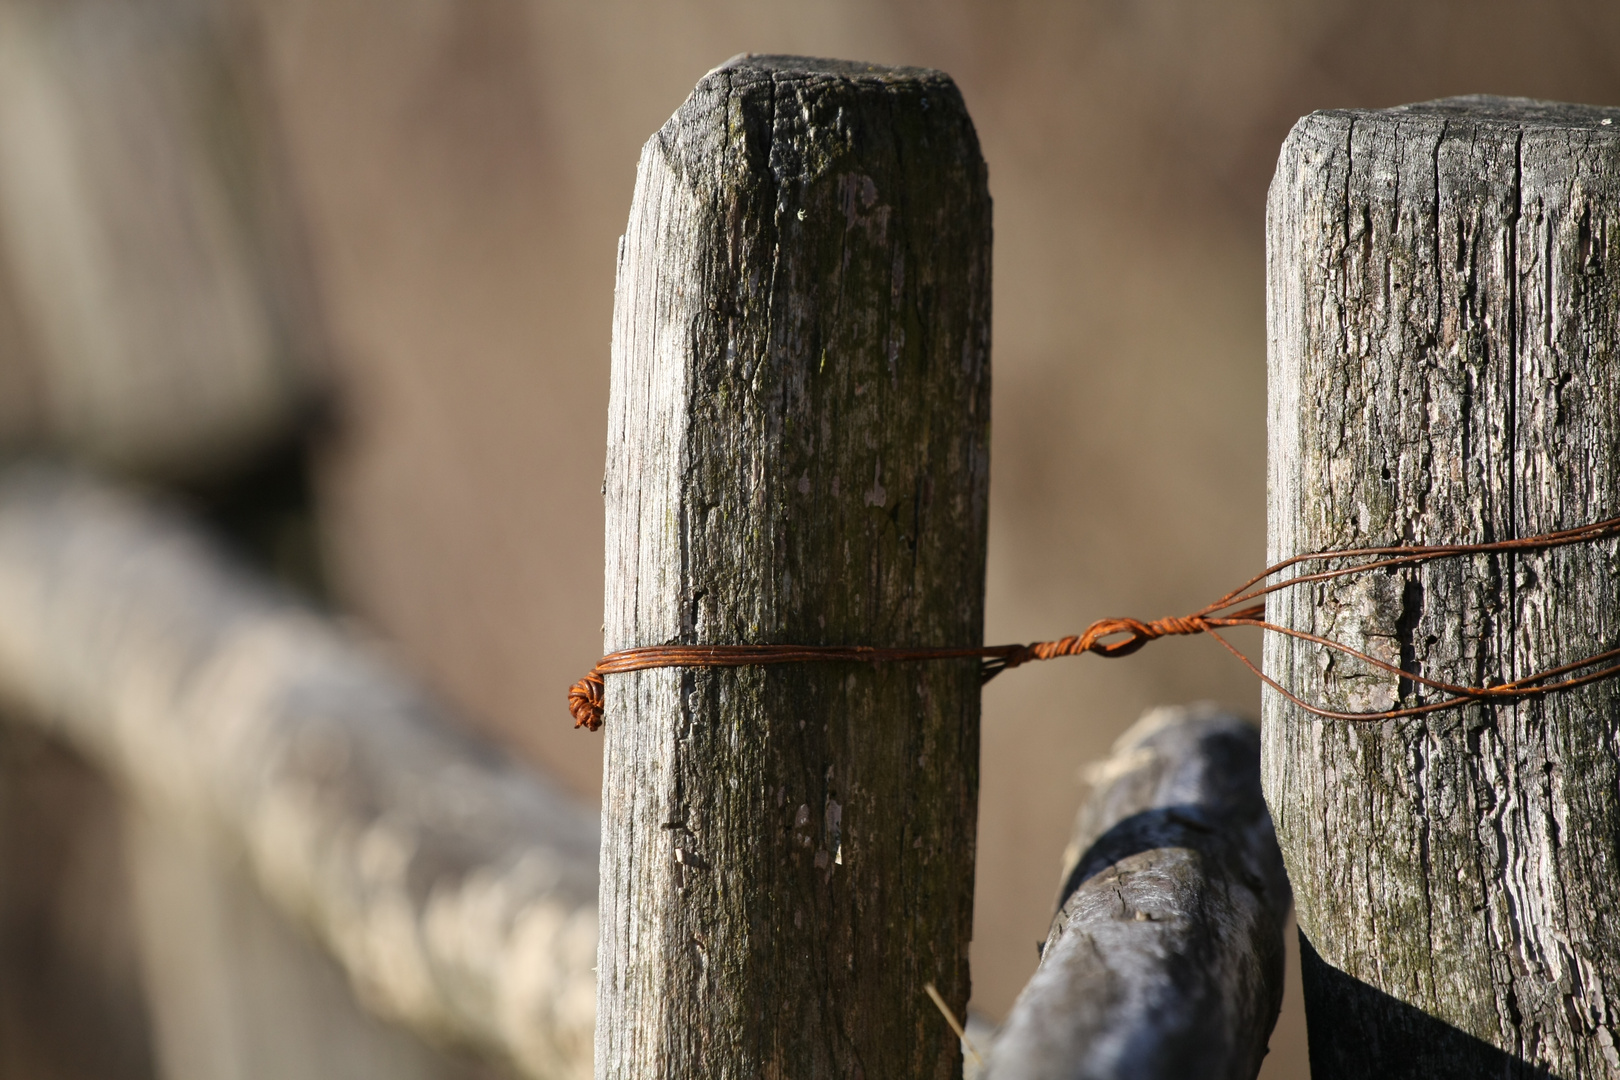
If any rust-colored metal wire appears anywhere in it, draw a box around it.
[569,514,1620,732]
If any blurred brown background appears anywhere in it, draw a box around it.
[3,1,1620,1077]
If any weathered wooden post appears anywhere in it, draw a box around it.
[1266,96,1620,1076]
[598,56,991,1077]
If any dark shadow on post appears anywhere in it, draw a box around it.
[1299,933,1560,1080]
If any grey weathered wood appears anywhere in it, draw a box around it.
[990,705,1291,1080]
[0,463,598,1080]
[1266,96,1620,1077]
[600,54,992,1080]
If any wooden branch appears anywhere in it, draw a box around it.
[0,464,597,1080]
[1266,96,1620,1076]
[990,705,1291,1080]
[600,55,992,1078]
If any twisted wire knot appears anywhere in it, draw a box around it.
[569,672,607,731]
[1000,614,1213,669]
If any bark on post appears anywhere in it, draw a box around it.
[599,55,991,1079]
[1265,96,1620,1077]
[991,705,1291,1080]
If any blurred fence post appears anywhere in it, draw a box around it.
[0,0,323,476]
[1266,97,1620,1077]
[598,55,991,1079]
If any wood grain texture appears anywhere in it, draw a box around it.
[0,464,599,1080]
[1265,96,1620,1077]
[990,705,1290,1080]
[600,54,991,1080]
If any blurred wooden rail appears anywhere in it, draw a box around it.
[0,464,599,1080]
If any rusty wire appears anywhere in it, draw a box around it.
[569,514,1620,732]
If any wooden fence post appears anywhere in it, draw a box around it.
[1265,96,1620,1077]
[598,55,991,1078]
